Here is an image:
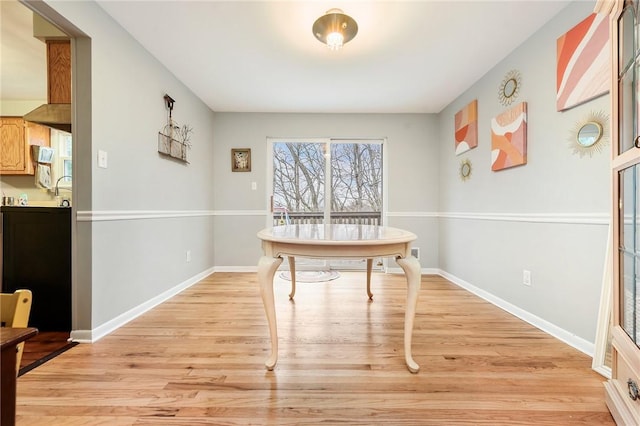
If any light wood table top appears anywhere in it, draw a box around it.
[258,224,417,245]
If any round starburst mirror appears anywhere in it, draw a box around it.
[569,111,609,158]
[498,70,521,107]
[459,159,472,181]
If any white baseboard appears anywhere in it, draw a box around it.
[70,266,216,343]
[438,269,595,357]
[593,365,612,379]
[69,329,92,343]
[213,266,258,273]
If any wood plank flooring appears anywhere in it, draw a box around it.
[15,272,614,425]
[19,331,74,375]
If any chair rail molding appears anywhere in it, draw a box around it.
[76,210,609,224]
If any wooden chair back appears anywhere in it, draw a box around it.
[1,289,33,372]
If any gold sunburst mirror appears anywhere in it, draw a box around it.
[498,70,521,107]
[569,111,609,158]
[459,159,472,181]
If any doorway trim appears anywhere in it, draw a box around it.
[21,0,93,335]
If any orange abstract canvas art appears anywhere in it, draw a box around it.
[454,100,478,155]
[491,102,527,171]
[556,13,609,111]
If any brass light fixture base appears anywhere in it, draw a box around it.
[312,8,358,49]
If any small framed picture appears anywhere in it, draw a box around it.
[231,148,251,172]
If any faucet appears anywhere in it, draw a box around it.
[54,175,72,196]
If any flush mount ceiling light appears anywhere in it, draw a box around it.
[312,8,358,50]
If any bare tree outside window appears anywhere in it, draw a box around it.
[331,143,382,213]
[273,141,382,218]
[273,142,325,213]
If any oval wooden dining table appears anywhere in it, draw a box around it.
[257,223,421,373]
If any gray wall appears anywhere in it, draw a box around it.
[39,0,216,336]
[211,112,440,268]
[437,0,609,345]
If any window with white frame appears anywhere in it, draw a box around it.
[52,129,72,187]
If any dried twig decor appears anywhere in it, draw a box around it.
[158,94,193,163]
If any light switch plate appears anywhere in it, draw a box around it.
[98,150,108,168]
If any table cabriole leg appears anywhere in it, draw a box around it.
[288,256,296,300]
[396,255,421,374]
[366,258,373,300]
[258,255,283,370]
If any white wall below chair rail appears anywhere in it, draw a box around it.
[438,269,595,357]
[380,268,599,358]
[70,266,216,343]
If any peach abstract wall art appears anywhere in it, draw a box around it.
[491,102,527,171]
[454,100,478,155]
[556,13,609,111]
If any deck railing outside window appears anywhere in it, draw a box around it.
[273,211,381,226]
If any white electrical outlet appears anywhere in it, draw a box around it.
[411,247,420,260]
[523,270,531,286]
[186,250,191,263]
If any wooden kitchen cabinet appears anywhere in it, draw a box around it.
[0,117,50,175]
[47,41,71,104]
[0,118,26,173]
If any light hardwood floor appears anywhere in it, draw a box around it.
[16,272,614,425]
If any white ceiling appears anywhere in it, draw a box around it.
[0,0,48,101]
[2,1,575,114]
